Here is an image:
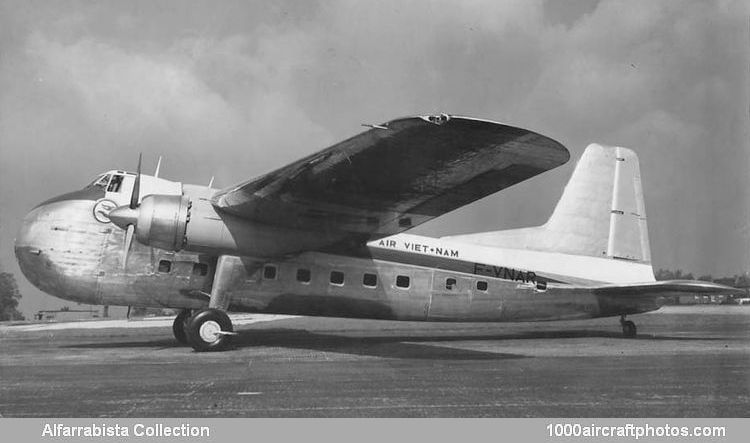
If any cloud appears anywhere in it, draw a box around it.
[520,0,750,273]
[20,29,333,181]
[26,33,242,140]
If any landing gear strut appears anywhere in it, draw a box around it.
[620,314,637,338]
[182,255,242,352]
[185,308,235,352]
[172,309,192,344]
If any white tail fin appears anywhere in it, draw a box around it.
[445,143,651,263]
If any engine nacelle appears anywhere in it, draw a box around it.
[135,194,190,251]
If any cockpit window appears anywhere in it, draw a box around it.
[88,174,112,189]
[107,174,124,193]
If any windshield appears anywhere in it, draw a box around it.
[107,174,124,193]
[87,174,112,189]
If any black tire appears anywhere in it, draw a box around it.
[622,320,637,338]
[172,309,192,344]
[186,309,233,352]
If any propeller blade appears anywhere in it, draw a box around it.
[154,155,162,178]
[130,153,142,209]
[123,224,135,269]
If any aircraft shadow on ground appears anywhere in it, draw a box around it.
[60,327,728,360]
[62,329,524,360]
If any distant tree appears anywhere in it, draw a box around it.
[714,276,737,287]
[0,272,25,321]
[654,269,672,280]
[655,269,697,281]
[655,269,678,280]
[735,274,750,288]
[697,275,714,282]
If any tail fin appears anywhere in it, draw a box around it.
[544,143,651,261]
[446,143,651,263]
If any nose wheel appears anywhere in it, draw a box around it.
[620,315,637,338]
[185,309,235,352]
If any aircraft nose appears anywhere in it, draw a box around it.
[15,205,44,251]
[14,206,47,287]
[15,185,109,259]
[14,196,105,305]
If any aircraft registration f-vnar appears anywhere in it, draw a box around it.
[15,114,736,351]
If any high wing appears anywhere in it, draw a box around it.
[212,114,569,238]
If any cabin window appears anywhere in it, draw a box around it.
[107,174,124,193]
[158,260,171,273]
[396,275,410,289]
[330,271,345,286]
[446,278,457,290]
[296,268,311,283]
[363,273,377,288]
[192,263,208,276]
[476,280,488,292]
[263,264,277,280]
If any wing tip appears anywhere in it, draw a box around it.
[388,113,569,160]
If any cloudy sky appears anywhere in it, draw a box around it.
[1,0,748,316]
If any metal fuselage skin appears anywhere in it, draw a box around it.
[15,175,661,322]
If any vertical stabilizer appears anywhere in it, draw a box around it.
[445,143,651,263]
[544,144,650,261]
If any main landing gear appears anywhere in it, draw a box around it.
[173,256,243,352]
[172,309,192,344]
[620,314,637,338]
[172,308,236,352]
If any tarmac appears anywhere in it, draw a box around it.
[1,306,748,417]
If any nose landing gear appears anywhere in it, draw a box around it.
[620,314,637,338]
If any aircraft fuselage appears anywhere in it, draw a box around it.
[14,180,661,322]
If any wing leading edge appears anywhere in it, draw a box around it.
[212,115,569,237]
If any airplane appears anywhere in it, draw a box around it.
[14,114,737,351]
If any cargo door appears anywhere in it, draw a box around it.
[427,270,473,320]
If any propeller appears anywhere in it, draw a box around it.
[109,153,188,256]
[111,153,142,269]
[123,224,135,269]
[130,153,141,209]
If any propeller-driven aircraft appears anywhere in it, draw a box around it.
[14,114,736,351]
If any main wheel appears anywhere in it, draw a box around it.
[186,309,234,352]
[172,309,192,344]
[622,320,637,338]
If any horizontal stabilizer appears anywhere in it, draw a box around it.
[592,280,744,298]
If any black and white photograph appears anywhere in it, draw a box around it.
[0,0,748,438]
